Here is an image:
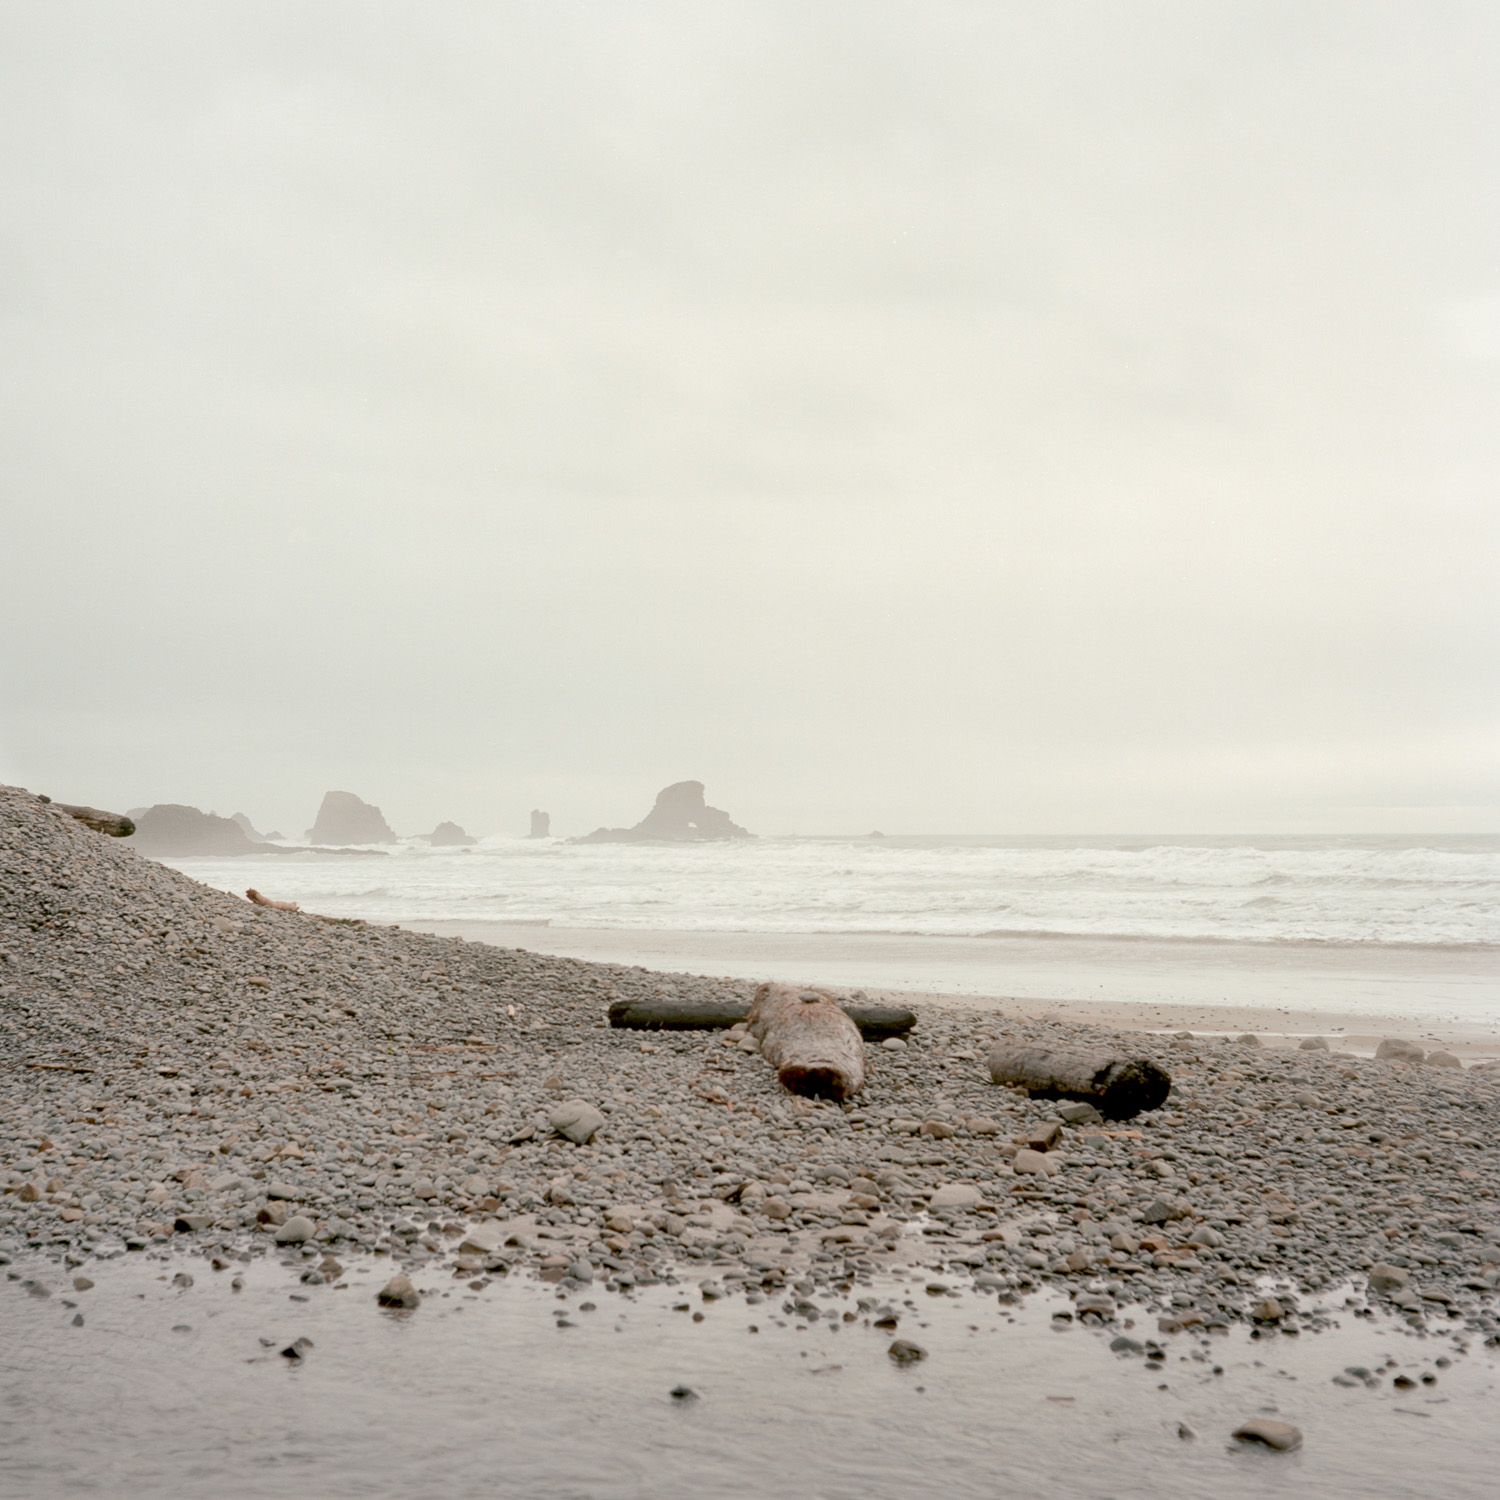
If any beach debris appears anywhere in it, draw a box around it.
[49,802,135,837]
[607,997,914,1039]
[985,1042,1171,1120]
[747,982,866,1100]
[245,888,299,912]
[1232,1417,1302,1451]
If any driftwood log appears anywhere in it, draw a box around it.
[245,888,299,912]
[54,803,135,838]
[986,1041,1171,1120]
[607,998,914,1040]
[747,982,866,1100]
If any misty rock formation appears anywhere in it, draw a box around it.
[424,821,477,847]
[231,812,284,842]
[528,810,550,839]
[308,791,398,846]
[127,804,262,856]
[574,781,751,843]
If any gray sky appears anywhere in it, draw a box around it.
[2,1,1497,836]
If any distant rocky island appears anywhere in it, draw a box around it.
[422,821,477,847]
[308,790,398,845]
[574,781,752,843]
[125,797,388,857]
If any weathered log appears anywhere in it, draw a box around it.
[54,803,135,838]
[607,998,914,1040]
[746,982,865,1100]
[986,1041,1171,1120]
[245,888,299,912]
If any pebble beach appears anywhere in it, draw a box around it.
[5,781,1500,1492]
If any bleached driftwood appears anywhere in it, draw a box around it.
[245,888,299,912]
[986,1041,1170,1120]
[747,982,865,1100]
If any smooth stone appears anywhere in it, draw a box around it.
[887,1339,926,1366]
[1233,1418,1302,1452]
[377,1273,421,1308]
[549,1100,606,1145]
[928,1183,982,1209]
[1375,1039,1425,1064]
[273,1216,315,1244]
[265,1181,299,1201]
[1368,1262,1410,1292]
[1012,1148,1060,1177]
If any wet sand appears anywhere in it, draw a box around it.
[4,1251,1492,1500]
[408,922,1500,1060]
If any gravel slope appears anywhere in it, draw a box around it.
[4,782,1500,1346]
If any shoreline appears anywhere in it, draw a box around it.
[7,781,1500,1445]
[406,920,1500,1060]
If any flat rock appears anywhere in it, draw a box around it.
[1368,1262,1410,1292]
[928,1183,982,1209]
[549,1099,605,1144]
[1233,1418,1302,1452]
[1012,1148,1060,1176]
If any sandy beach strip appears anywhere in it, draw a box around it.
[408,920,1500,1059]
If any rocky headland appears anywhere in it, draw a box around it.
[576,781,751,843]
[3,781,1499,1356]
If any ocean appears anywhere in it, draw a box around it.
[163,833,1500,948]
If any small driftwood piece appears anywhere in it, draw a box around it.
[54,803,135,838]
[986,1041,1170,1120]
[245,888,299,912]
[607,998,914,1040]
[746,982,865,1100]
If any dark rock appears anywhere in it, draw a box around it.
[670,1385,698,1401]
[127,805,261,856]
[888,1339,927,1366]
[309,791,398,846]
[423,821,477,847]
[574,781,752,843]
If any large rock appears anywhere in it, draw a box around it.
[528,810,550,838]
[127,805,262,856]
[1376,1038,1426,1064]
[423,821,477,847]
[308,791,398,845]
[549,1099,605,1144]
[574,781,752,843]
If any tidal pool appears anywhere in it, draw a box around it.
[1,1251,1495,1499]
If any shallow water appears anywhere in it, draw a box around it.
[3,1253,1494,1499]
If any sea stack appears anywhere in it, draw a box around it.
[528,810,550,838]
[308,791,398,845]
[574,781,752,843]
[424,821,477,847]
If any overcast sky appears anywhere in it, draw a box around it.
[2,1,1497,836]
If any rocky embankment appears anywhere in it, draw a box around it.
[3,782,1500,1346]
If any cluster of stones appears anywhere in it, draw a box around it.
[4,782,1500,1355]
